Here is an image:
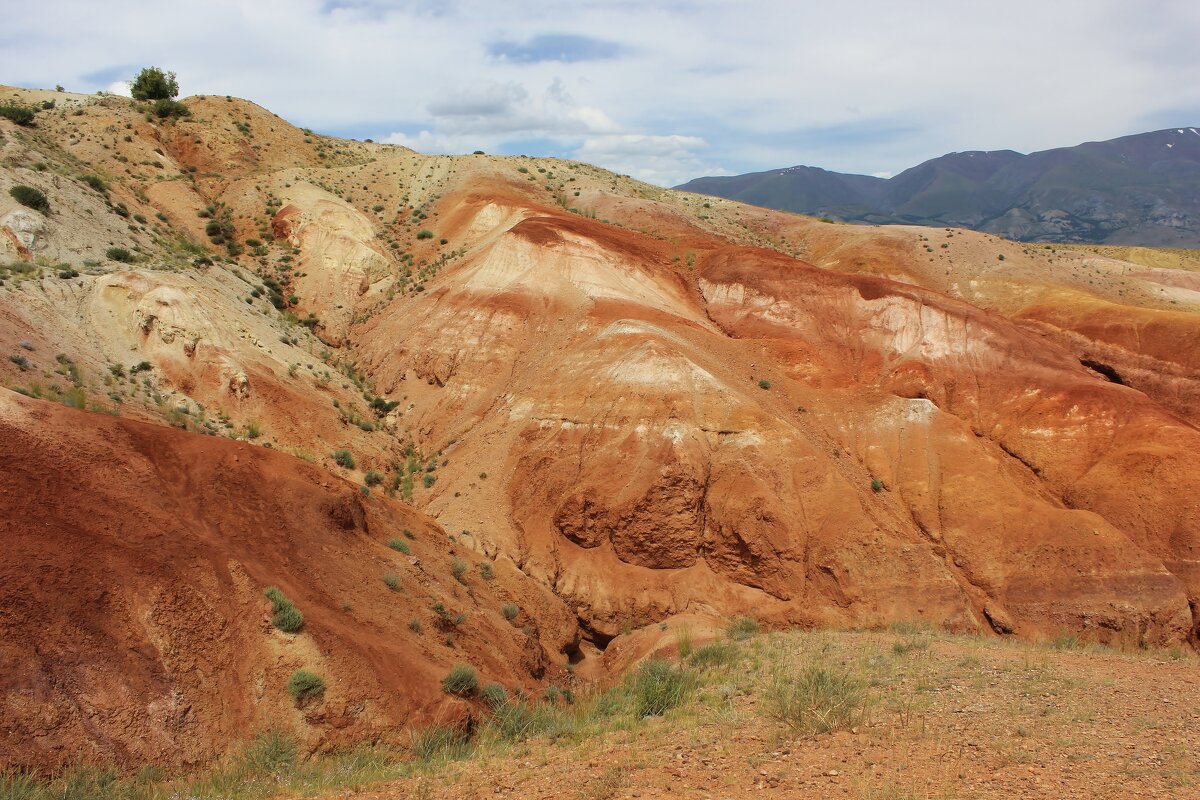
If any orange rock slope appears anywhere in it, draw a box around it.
[0,391,576,772]
[1,85,1199,771]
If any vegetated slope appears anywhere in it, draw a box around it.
[0,389,576,773]
[676,127,1200,246]
[1,85,1200,772]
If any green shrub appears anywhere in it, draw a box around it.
[80,174,108,193]
[130,67,179,101]
[416,229,434,240]
[263,586,304,633]
[481,682,508,710]
[726,615,759,641]
[762,664,868,737]
[631,659,693,718]
[153,99,190,119]
[758,378,771,390]
[477,561,494,580]
[105,247,135,263]
[383,572,400,591]
[408,618,422,633]
[286,669,326,705]
[441,664,478,696]
[450,557,468,582]
[364,470,383,486]
[0,103,36,126]
[502,602,519,621]
[332,448,355,468]
[387,537,410,554]
[423,473,436,488]
[9,186,48,212]
[870,479,885,493]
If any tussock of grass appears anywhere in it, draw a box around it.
[689,641,739,670]
[441,664,478,696]
[726,616,759,641]
[630,659,694,718]
[408,726,472,764]
[263,587,304,634]
[762,663,870,737]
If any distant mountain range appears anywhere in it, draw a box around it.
[676,128,1200,246]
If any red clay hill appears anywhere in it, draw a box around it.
[1,84,1198,772]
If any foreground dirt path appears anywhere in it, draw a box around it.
[347,631,1199,800]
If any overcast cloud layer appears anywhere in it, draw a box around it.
[3,0,1199,186]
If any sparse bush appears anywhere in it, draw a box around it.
[441,664,478,696]
[387,537,410,554]
[871,478,885,493]
[502,602,519,621]
[286,669,326,705]
[477,561,494,580]
[332,448,355,468]
[758,378,771,390]
[9,185,48,213]
[383,572,400,591]
[105,247,135,263]
[726,615,759,641]
[450,557,468,582]
[153,99,190,119]
[130,67,179,101]
[762,663,868,737]
[631,659,693,718]
[0,103,36,126]
[80,174,108,193]
[364,469,383,486]
[408,618,422,633]
[416,229,434,240]
[481,682,508,710]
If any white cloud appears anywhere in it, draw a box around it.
[106,80,132,97]
[1,0,1197,183]
[574,134,726,187]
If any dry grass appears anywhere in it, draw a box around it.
[3,626,1196,800]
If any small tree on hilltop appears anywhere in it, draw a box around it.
[130,67,179,101]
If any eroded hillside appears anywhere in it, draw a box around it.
[2,85,1199,772]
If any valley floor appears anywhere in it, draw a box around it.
[4,627,1198,800]
[374,629,1198,799]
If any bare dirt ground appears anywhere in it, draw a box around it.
[357,629,1199,800]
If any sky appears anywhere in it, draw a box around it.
[2,0,1199,186]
